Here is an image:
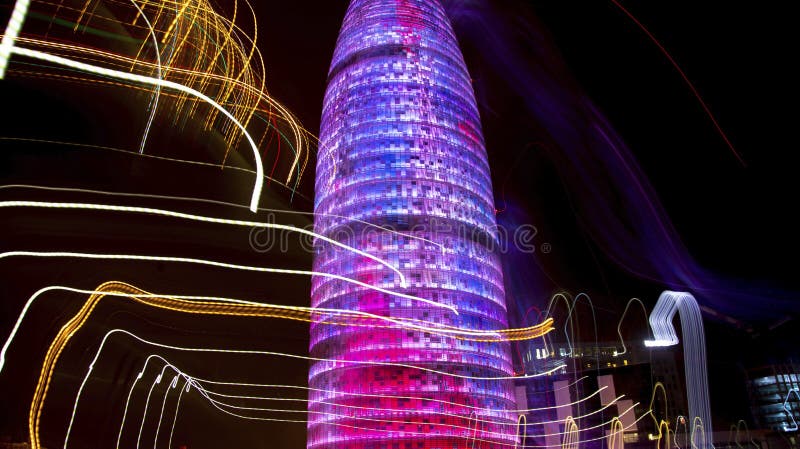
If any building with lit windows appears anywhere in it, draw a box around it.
[746,364,800,432]
[307,1,517,448]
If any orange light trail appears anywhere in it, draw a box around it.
[20,281,553,448]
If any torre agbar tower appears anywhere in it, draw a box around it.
[309,1,517,448]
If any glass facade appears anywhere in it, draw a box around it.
[747,365,800,431]
[308,1,517,448]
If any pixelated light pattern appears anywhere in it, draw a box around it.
[309,1,518,448]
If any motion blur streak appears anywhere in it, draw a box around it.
[75,354,635,448]
[445,0,796,320]
[2,45,266,211]
[2,0,316,192]
[46,326,564,448]
[126,0,163,154]
[0,200,412,288]
[0,0,29,77]
[0,284,553,375]
[0,183,442,250]
[644,291,711,448]
[7,281,551,448]
[0,250,452,311]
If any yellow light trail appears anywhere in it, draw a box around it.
[3,0,317,195]
[0,284,554,374]
[5,45,266,211]
[18,281,553,448]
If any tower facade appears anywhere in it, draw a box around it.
[309,1,517,448]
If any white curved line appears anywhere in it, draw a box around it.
[644,291,713,449]
[5,46,265,211]
[0,184,444,251]
[0,284,505,375]
[128,0,162,155]
[0,200,411,289]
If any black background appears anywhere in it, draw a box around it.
[0,0,796,447]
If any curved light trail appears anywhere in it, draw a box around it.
[0,184,444,251]
[0,250,449,311]
[127,0,162,155]
[0,200,411,288]
[69,351,635,449]
[3,46,266,211]
[644,291,712,449]
[53,328,564,449]
[0,283,554,375]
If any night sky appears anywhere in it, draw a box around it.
[0,0,796,447]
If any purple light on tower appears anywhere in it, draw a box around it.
[309,1,518,448]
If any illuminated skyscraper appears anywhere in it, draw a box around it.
[309,1,517,448]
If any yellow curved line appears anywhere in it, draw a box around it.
[609,416,625,449]
[26,281,552,447]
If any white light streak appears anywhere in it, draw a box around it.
[0,184,444,252]
[63,332,570,448]
[644,291,712,448]
[152,374,181,449]
[0,140,299,195]
[127,0,162,155]
[613,298,650,356]
[135,367,165,449]
[0,283,501,375]
[1,44,265,211]
[0,0,29,78]
[100,357,598,448]
[0,250,451,313]
[83,356,627,448]
[0,200,413,289]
